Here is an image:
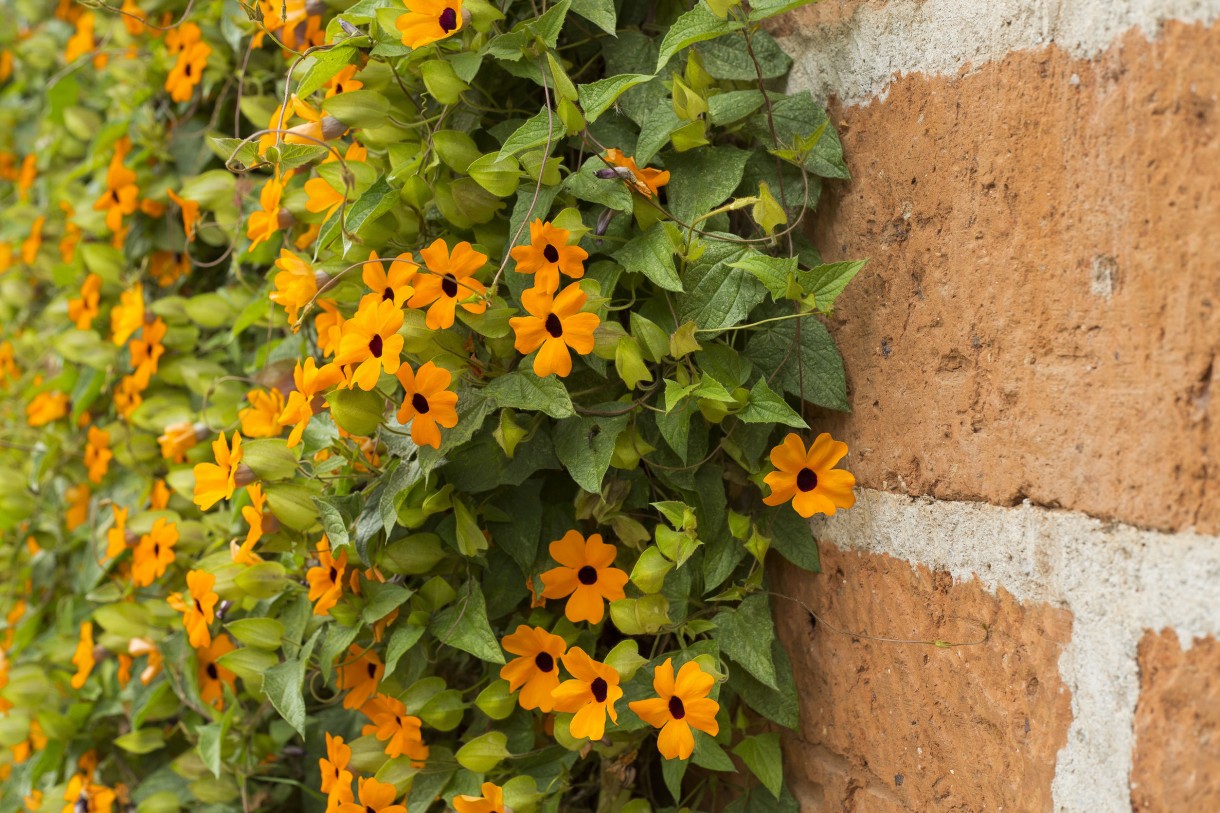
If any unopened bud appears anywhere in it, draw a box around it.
[234,463,257,488]
[594,209,614,237]
[276,208,295,230]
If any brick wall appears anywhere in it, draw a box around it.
[768,2,1220,811]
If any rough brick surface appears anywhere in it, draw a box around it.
[802,20,1220,533]
[1130,629,1220,811]
[772,546,1074,812]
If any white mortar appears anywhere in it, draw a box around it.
[776,0,1220,105]
[809,489,1220,813]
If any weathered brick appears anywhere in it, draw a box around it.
[772,544,1073,812]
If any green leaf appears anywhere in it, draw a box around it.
[429,579,504,663]
[677,239,764,334]
[315,497,352,550]
[739,378,807,428]
[563,156,633,211]
[708,89,765,126]
[733,733,784,797]
[570,0,616,34]
[456,731,510,772]
[483,370,575,418]
[271,143,331,171]
[114,729,165,755]
[750,92,848,181]
[322,89,390,129]
[656,5,742,72]
[361,581,414,623]
[730,253,797,300]
[497,108,557,160]
[714,593,777,689]
[753,181,788,236]
[634,104,683,166]
[261,630,319,739]
[319,176,399,249]
[696,30,791,81]
[553,413,630,493]
[225,618,284,650]
[692,731,736,771]
[384,623,426,676]
[467,153,522,198]
[528,0,571,48]
[296,44,359,98]
[196,722,224,778]
[798,260,867,310]
[665,146,751,224]
[577,74,654,123]
[747,0,820,21]
[661,755,687,802]
[614,222,683,292]
[766,507,821,572]
[452,496,488,556]
[743,308,848,411]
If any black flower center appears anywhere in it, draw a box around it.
[668,695,685,719]
[153,543,161,556]
[543,244,559,263]
[590,677,608,703]
[194,597,203,613]
[329,566,337,583]
[110,189,121,205]
[544,313,563,338]
[438,6,458,32]
[367,662,378,678]
[577,565,597,585]
[441,273,458,298]
[185,63,193,78]
[411,393,430,414]
[534,651,554,672]
[368,334,383,358]
[206,663,219,680]
[383,287,395,301]
[366,806,376,813]
[796,468,818,492]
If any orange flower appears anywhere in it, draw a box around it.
[168,570,218,648]
[70,622,95,689]
[628,658,720,760]
[499,625,566,712]
[0,341,18,385]
[167,189,200,241]
[129,316,168,386]
[603,148,670,198]
[335,777,406,813]
[539,531,628,625]
[279,357,342,447]
[192,431,246,511]
[120,0,146,35]
[270,249,318,329]
[105,505,130,559]
[149,479,171,510]
[59,202,82,264]
[148,250,189,287]
[158,420,204,462]
[335,644,383,710]
[509,283,600,378]
[11,719,46,764]
[333,297,405,391]
[396,0,463,48]
[15,154,36,202]
[510,219,588,293]
[196,633,237,709]
[132,517,178,587]
[66,484,90,531]
[232,483,268,565]
[319,732,354,797]
[84,426,112,483]
[247,174,284,250]
[361,250,416,309]
[110,283,145,346]
[114,374,145,419]
[394,361,458,449]
[166,40,211,102]
[453,782,505,813]
[165,21,202,55]
[26,391,68,427]
[551,647,622,741]
[238,388,285,438]
[762,432,856,518]
[65,11,97,64]
[360,693,430,763]
[304,174,345,221]
[407,238,488,329]
[315,299,345,357]
[306,539,346,616]
[67,273,102,330]
[326,65,364,98]
[20,216,44,265]
[94,150,140,235]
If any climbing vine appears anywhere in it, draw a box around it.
[0,0,861,810]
